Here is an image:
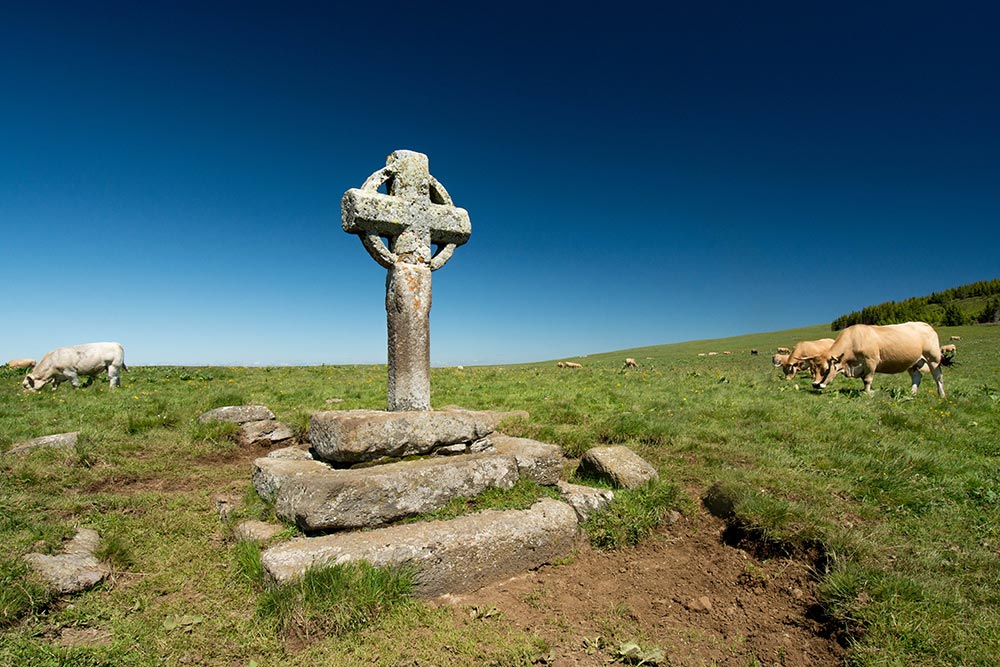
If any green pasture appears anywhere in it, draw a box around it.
[1,322,998,666]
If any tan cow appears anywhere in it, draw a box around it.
[950,335,962,341]
[7,358,35,370]
[563,362,582,368]
[623,358,639,368]
[777,338,836,382]
[776,347,791,355]
[814,322,945,397]
[772,352,790,368]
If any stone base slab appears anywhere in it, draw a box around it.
[253,452,519,531]
[309,409,495,464]
[261,498,580,597]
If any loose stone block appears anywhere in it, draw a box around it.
[309,409,494,464]
[253,452,519,532]
[491,435,564,485]
[267,444,313,460]
[557,481,615,522]
[578,445,659,489]
[237,419,295,447]
[261,498,580,597]
[7,432,79,456]
[23,528,108,594]
[198,405,275,425]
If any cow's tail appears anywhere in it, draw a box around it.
[121,363,129,373]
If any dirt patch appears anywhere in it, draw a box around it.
[442,510,845,667]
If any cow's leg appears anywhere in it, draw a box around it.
[108,365,121,388]
[930,362,946,398]
[863,374,875,395]
[909,366,922,394]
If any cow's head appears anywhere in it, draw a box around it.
[21,375,51,393]
[781,358,803,380]
[813,354,843,390]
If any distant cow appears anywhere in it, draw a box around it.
[776,347,791,355]
[750,349,759,356]
[7,358,35,370]
[814,322,944,397]
[776,338,836,383]
[950,335,962,341]
[22,342,126,392]
[563,362,582,369]
[722,351,733,355]
[623,358,639,368]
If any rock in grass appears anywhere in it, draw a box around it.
[198,405,275,425]
[233,520,284,543]
[23,528,108,594]
[577,446,659,489]
[557,481,615,522]
[6,432,79,457]
[491,435,564,485]
[236,419,295,447]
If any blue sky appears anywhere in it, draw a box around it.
[2,2,998,366]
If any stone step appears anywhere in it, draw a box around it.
[308,408,495,464]
[253,452,519,532]
[261,498,580,597]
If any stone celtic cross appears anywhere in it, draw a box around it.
[342,150,471,411]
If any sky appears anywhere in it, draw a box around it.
[2,2,998,366]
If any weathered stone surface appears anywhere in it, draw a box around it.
[234,520,285,543]
[578,446,659,489]
[7,432,79,456]
[386,262,432,411]
[309,409,494,464]
[254,452,519,531]
[557,481,615,522]
[237,419,295,447]
[261,498,579,596]
[211,493,242,522]
[440,406,531,429]
[341,150,472,412]
[491,435,563,485]
[198,405,275,425]
[267,444,313,460]
[23,528,108,594]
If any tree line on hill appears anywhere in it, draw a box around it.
[831,279,1000,330]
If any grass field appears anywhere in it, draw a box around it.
[2,322,999,666]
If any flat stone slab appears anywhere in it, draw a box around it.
[7,432,79,456]
[309,409,495,464]
[491,435,563,485]
[253,452,519,531]
[578,445,659,489]
[237,419,295,447]
[198,405,275,425]
[261,498,580,597]
[23,528,108,594]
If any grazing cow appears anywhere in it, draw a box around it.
[707,352,718,356]
[750,349,759,356]
[722,351,733,355]
[623,358,639,368]
[22,342,126,392]
[950,335,962,341]
[814,323,944,397]
[772,353,790,368]
[563,362,583,368]
[7,358,35,370]
[777,338,836,382]
[776,347,791,355]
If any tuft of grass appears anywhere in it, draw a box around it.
[0,557,52,628]
[95,533,134,571]
[583,479,686,550]
[258,561,414,639]
[231,540,264,588]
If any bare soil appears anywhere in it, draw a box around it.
[443,510,846,667]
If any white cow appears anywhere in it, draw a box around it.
[814,323,944,397]
[22,342,126,392]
